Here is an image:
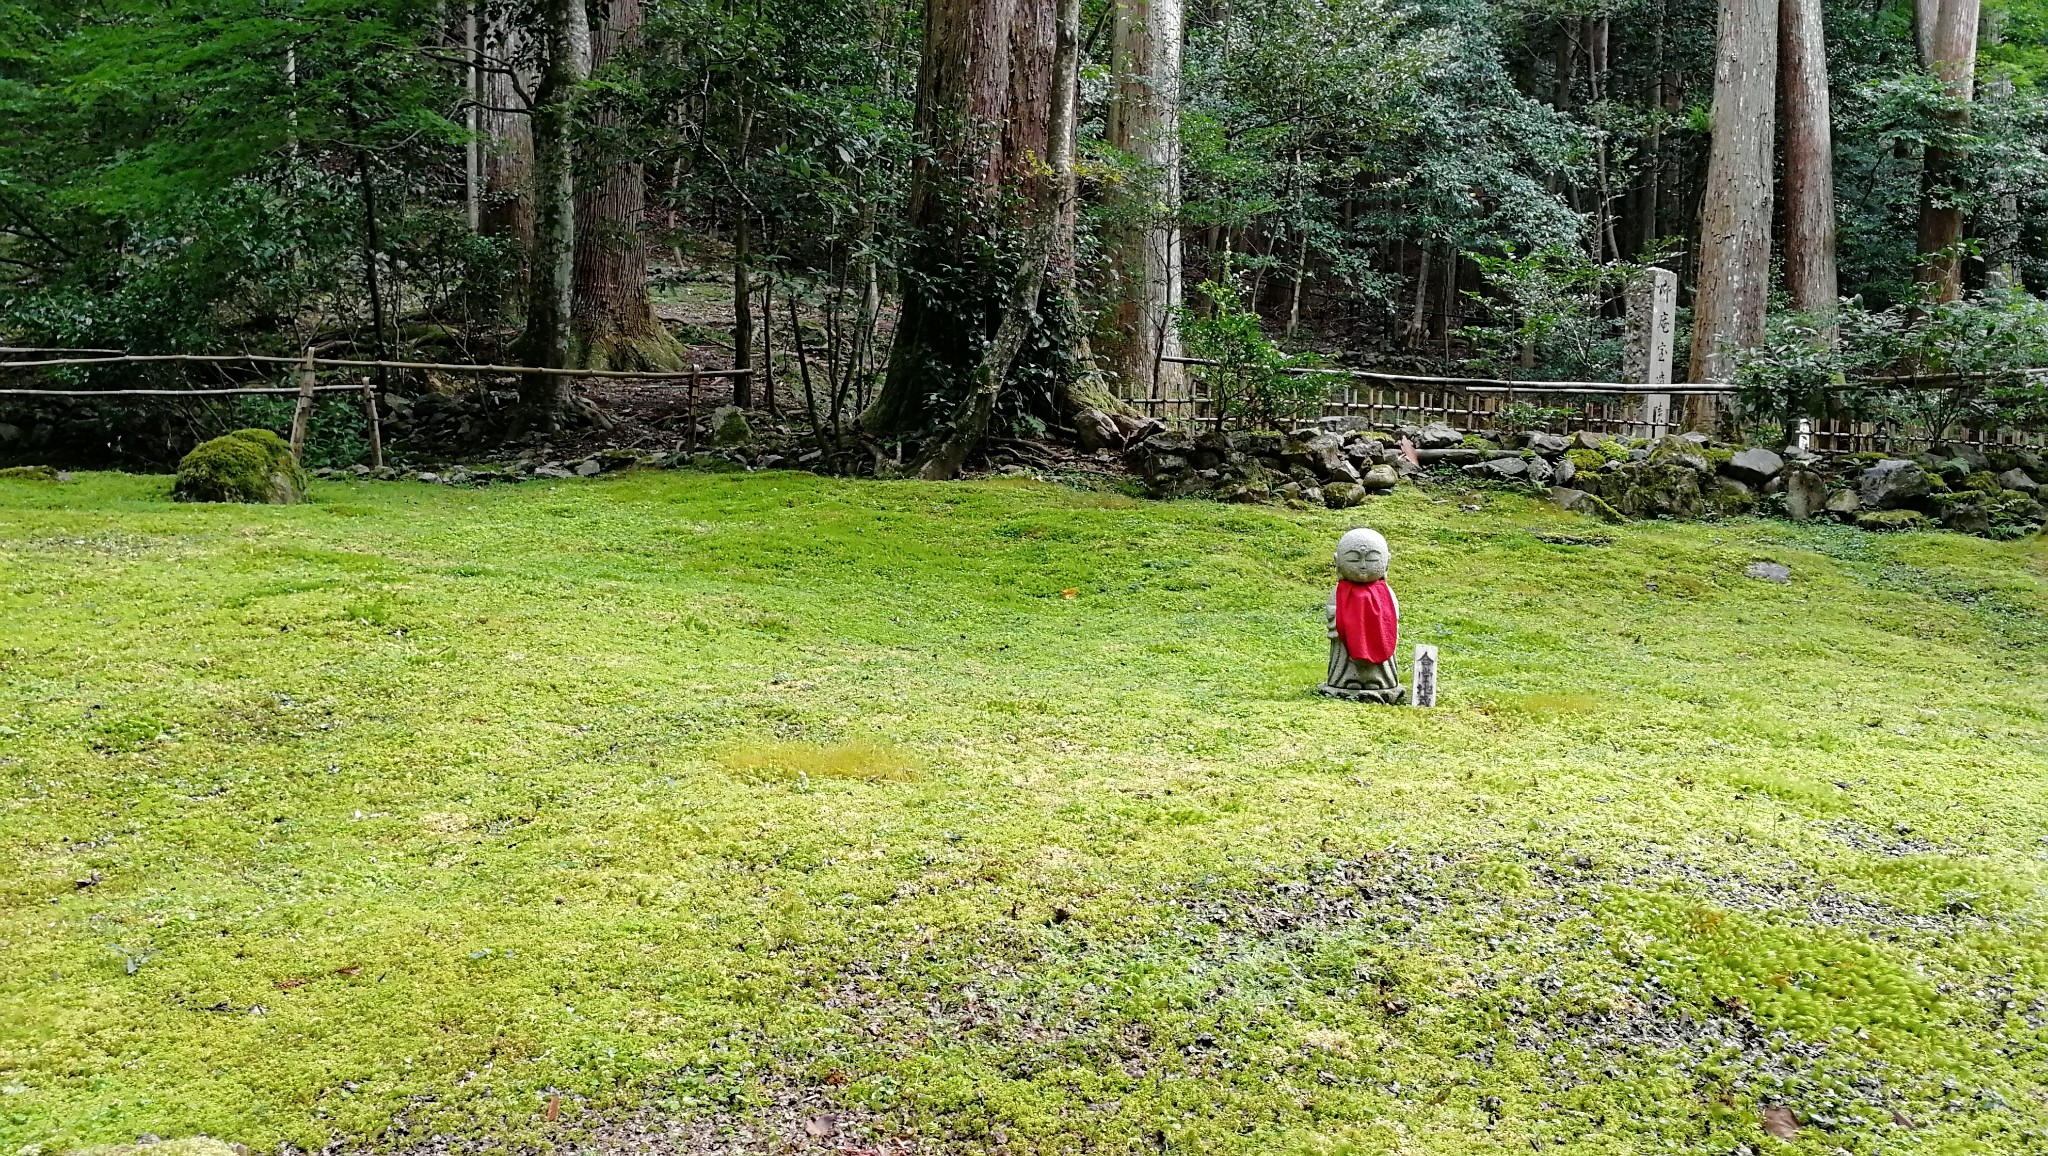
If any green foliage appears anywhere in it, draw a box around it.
[1180,277,1331,427]
[1456,246,1634,381]
[1738,287,2048,441]
[170,428,308,504]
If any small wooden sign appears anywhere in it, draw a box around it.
[1411,644,1438,707]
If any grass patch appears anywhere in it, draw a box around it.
[1,471,2046,1154]
[715,739,922,783]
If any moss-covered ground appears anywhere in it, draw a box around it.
[3,468,2047,1154]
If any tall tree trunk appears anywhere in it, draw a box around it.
[1779,0,1837,317]
[571,0,681,369]
[863,0,1060,439]
[519,0,591,423]
[1686,0,1777,392]
[1100,0,1185,402]
[479,5,536,248]
[918,0,1081,477]
[1915,0,1979,302]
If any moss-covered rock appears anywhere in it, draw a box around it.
[1855,508,1929,532]
[1564,448,1606,476]
[1605,461,1704,519]
[172,429,308,504]
[0,464,68,481]
[1705,476,1757,515]
[1962,469,2004,496]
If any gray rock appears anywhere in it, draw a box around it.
[1680,432,1711,446]
[574,459,602,477]
[1415,422,1464,450]
[709,405,753,447]
[533,466,574,479]
[348,463,372,476]
[1416,447,1484,465]
[1518,431,1570,456]
[1745,561,1792,583]
[1323,481,1366,509]
[1931,441,1989,472]
[1997,468,2039,494]
[416,471,439,483]
[1525,455,1556,485]
[1284,430,1351,481]
[1825,488,1861,515]
[1724,447,1784,485]
[1553,456,1577,487]
[1857,459,1930,509]
[1549,487,1622,522]
[1570,431,1607,451]
[1464,457,1530,482]
[1360,463,1399,491]
[1782,467,1830,521]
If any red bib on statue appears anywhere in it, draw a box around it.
[1334,579,1398,663]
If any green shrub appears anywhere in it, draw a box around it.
[172,428,309,504]
[1596,438,1630,461]
[1963,469,2004,495]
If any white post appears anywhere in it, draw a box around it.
[1624,267,1677,439]
[1411,644,1438,707]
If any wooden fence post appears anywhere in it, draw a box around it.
[685,364,701,453]
[360,376,384,469]
[289,348,316,461]
[1623,268,1677,438]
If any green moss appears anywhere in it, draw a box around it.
[0,464,64,481]
[1855,508,1930,531]
[1594,438,1631,462]
[1565,448,1606,475]
[171,429,308,505]
[2,471,2045,1154]
[1459,433,1498,450]
[1964,469,2005,496]
[1703,446,1735,468]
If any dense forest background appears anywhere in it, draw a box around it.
[2,0,2046,466]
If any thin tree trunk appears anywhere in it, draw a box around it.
[1915,0,1979,302]
[1779,0,1838,318]
[1686,0,1777,392]
[571,0,680,369]
[730,101,755,408]
[1100,0,1185,401]
[1407,246,1431,348]
[520,0,591,423]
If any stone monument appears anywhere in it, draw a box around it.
[1317,527,1407,704]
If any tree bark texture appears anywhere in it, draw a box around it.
[519,0,590,420]
[571,0,681,369]
[479,4,536,247]
[1686,0,1776,387]
[917,0,1081,478]
[1099,0,1185,403]
[864,0,1059,438]
[1778,0,1837,316]
[1915,0,1979,302]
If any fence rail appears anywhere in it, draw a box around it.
[1144,356,2048,456]
[0,349,756,468]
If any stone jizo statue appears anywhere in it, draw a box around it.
[1318,527,1406,704]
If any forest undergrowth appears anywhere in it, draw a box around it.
[2,469,2046,1154]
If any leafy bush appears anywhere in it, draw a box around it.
[1179,277,1332,428]
[1456,246,1635,382]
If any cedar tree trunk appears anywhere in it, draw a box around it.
[1779,0,1837,317]
[571,0,682,369]
[1915,0,1979,302]
[519,0,590,421]
[1100,0,1185,402]
[1687,0,1777,392]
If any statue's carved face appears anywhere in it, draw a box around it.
[1335,528,1390,583]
